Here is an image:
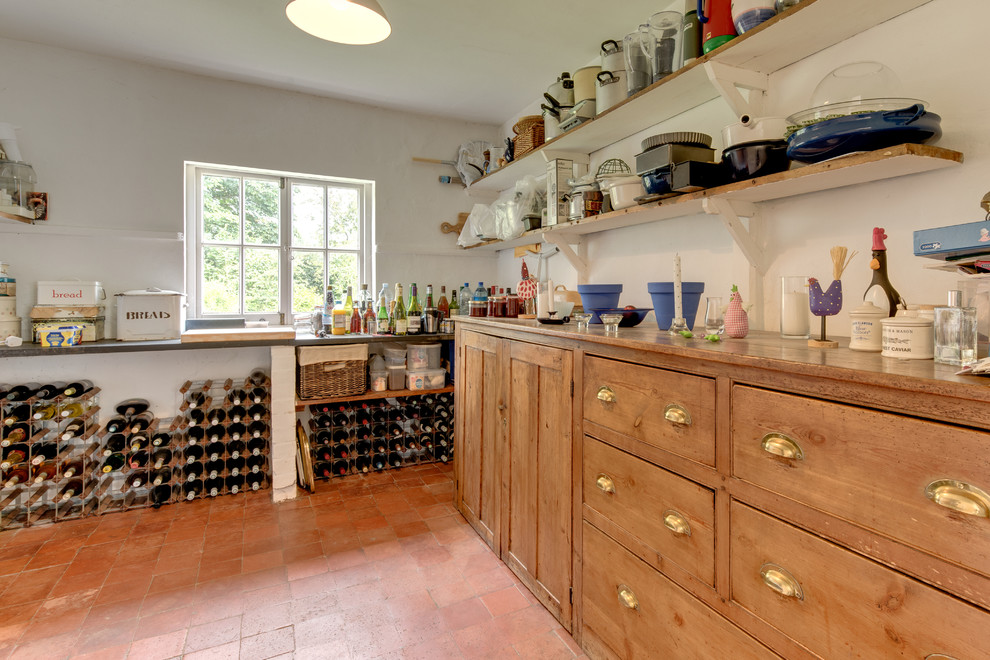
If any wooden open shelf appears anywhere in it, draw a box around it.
[295,384,454,412]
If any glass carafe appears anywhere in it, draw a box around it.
[623,25,655,97]
[647,11,684,82]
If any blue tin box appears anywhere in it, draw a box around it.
[914,220,990,259]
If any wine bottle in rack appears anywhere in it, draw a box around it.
[249,387,267,404]
[331,444,349,460]
[116,398,150,417]
[371,408,388,424]
[183,480,203,500]
[151,484,172,505]
[151,467,172,486]
[248,404,267,421]
[61,381,93,398]
[226,389,248,406]
[434,404,451,421]
[105,416,128,434]
[4,466,29,488]
[353,426,371,442]
[33,383,63,401]
[313,461,333,479]
[354,455,371,473]
[183,444,204,464]
[129,412,154,433]
[59,478,85,500]
[249,370,269,386]
[186,427,205,445]
[128,451,149,469]
[314,446,333,463]
[206,425,226,443]
[101,453,125,473]
[205,477,223,497]
[206,408,226,426]
[332,428,350,445]
[246,454,265,474]
[205,457,224,479]
[433,445,450,463]
[183,462,204,482]
[245,472,264,491]
[371,453,386,471]
[125,472,146,489]
[60,420,88,442]
[405,403,421,420]
[227,423,246,441]
[354,439,372,456]
[227,439,246,460]
[2,424,29,447]
[31,441,65,465]
[371,424,388,440]
[129,433,149,452]
[103,434,127,457]
[388,437,404,452]
[404,434,419,451]
[205,440,225,462]
[314,430,332,446]
[32,461,57,484]
[61,459,84,480]
[151,432,171,447]
[388,423,403,438]
[151,448,172,469]
[372,438,388,454]
[31,403,59,421]
[313,414,332,429]
[226,473,245,494]
[229,405,247,424]
[419,433,434,451]
[4,384,38,402]
[1,443,28,469]
[184,391,208,410]
[59,401,87,419]
[246,436,266,456]
[332,459,349,476]
[225,456,244,477]
[388,451,402,468]
[332,411,351,427]
[2,404,31,427]
[354,409,372,426]
[187,408,207,426]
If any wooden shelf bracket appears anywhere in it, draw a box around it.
[704,61,768,118]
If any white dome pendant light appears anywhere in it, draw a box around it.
[286,0,391,45]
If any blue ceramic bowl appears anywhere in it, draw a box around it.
[577,284,622,311]
[588,308,652,327]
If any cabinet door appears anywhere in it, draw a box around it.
[502,339,573,628]
[455,329,501,550]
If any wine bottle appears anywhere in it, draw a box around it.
[371,408,388,424]
[116,398,150,417]
[184,392,208,410]
[433,445,449,463]
[105,416,128,434]
[248,404,266,421]
[388,451,402,468]
[151,484,173,505]
[3,424,29,447]
[246,454,266,474]
[103,433,127,457]
[387,423,403,438]
[434,404,451,421]
[183,462,204,482]
[60,420,86,442]
[372,438,388,454]
[419,433,434,451]
[205,476,224,497]
[331,444,350,460]
[315,446,333,463]
[186,426,205,446]
[863,227,906,317]
[404,435,419,451]
[225,456,245,477]
[354,410,372,427]
[227,439,246,460]
[227,388,248,406]
[393,283,408,336]
[313,460,333,479]
[151,432,171,448]
[4,384,37,402]
[151,467,172,486]
[250,387,267,404]
[248,420,268,439]
[59,402,87,419]
[249,369,268,386]
[227,423,247,442]
[371,424,388,440]
[183,480,203,500]
[332,428,350,446]
[61,459,84,479]
[332,459,349,476]
[59,478,85,500]
[206,408,226,426]
[226,473,245,494]
[101,453,125,473]
[407,283,422,335]
[206,425,226,443]
[314,430,333,446]
[204,458,224,479]
[125,471,146,489]
[205,440,225,462]
[371,454,386,471]
[353,426,371,442]
[389,438,405,453]
[34,382,63,400]
[152,447,173,469]
[183,444,204,464]
[60,380,93,398]
[129,432,149,453]
[247,436,266,456]
[187,408,207,426]
[228,405,247,424]
[362,300,377,335]
[128,450,149,469]
[354,455,371,473]
[31,441,64,465]
[31,404,59,421]
[2,404,30,427]
[376,287,390,335]
[32,461,57,484]
[332,411,351,428]
[3,466,28,488]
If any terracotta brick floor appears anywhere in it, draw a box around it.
[0,463,585,659]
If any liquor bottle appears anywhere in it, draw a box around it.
[117,398,150,417]
[183,444,204,464]
[392,283,408,336]
[34,382,64,400]
[151,484,173,505]
[61,459,84,479]
[205,476,224,497]
[313,461,333,479]
[101,453,125,473]
[438,286,450,320]
[229,405,247,423]
[422,284,436,334]
[376,288,391,335]
[247,436,266,456]
[205,440,225,462]
[245,472,265,491]
[323,282,335,336]
[3,424,29,447]
[184,480,203,500]
[227,439,246,459]
[407,283,422,335]
[388,451,403,468]
[32,404,59,421]
[2,404,30,427]
[183,462,204,482]
[103,433,127,456]
[152,448,173,469]
[246,454,266,474]
[227,389,249,406]
[331,443,349,460]
[32,461,57,484]
[226,455,245,477]
[31,441,64,465]
[151,467,172,486]
[61,381,93,398]
[186,426,206,446]
[332,458,349,476]
[151,432,171,448]
[125,471,146,489]
[59,478,85,500]
[354,455,371,473]
[362,298,377,335]
[129,432,149,453]
[863,227,905,317]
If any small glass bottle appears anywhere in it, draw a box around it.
[934,290,977,366]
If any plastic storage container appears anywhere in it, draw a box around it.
[407,343,442,370]
[368,353,387,392]
[387,365,406,391]
[406,369,447,391]
[383,344,406,366]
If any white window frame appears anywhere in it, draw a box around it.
[184,162,375,324]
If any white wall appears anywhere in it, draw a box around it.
[496,0,988,337]
[0,37,500,337]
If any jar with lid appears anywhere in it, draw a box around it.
[505,289,520,318]
[848,301,886,352]
[468,301,487,318]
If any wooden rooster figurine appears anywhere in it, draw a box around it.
[724,285,749,338]
[808,245,857,348]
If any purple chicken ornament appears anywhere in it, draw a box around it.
[807,246,857,348]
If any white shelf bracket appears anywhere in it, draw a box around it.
[703,197,766,274]
[544,233,589,283]
[703,61,768,118]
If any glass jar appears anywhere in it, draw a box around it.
[468,301,487,318]
[505,291,520,318]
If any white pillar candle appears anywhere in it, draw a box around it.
[674,253,683,321]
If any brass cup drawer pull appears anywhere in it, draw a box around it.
[925,480,990,518]
[760,432,804,460]
[760,563,804,601]
[616,584,640,610]
[662,510,692,537]
[596,474,616,495]
[597,386,616,404]
[663,403,691,426]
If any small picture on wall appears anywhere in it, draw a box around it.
[27,192,47,221]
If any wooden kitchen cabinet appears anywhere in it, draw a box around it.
[454,324,574,629]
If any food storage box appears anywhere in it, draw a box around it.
[387,365,406,391]
[913,220,990,259]
[0,276,14,297]
[36,281,105,306]
[32,317,104,343]
[0,318,20,341]
[407,343,441,370]
[406,368,446,391]
[37,325,83,347]
[0,297,15,319]
[115,288,185,341]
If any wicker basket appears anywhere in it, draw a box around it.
[513,115,545,157]
[297,345,368,399]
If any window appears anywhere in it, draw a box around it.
[185,163,373,322]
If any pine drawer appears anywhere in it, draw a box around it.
[730,502,990,658]
[731,384,990,579]
[583,436,715,586]
[583,356,716,467]
[582,521,777,659]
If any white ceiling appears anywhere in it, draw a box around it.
[0,0,667,125]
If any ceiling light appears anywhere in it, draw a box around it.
[286,0,391,45]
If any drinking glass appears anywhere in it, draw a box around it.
[704,297,724,335]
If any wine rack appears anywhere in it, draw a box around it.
[0,381,103,531]
[305,391,453,480]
